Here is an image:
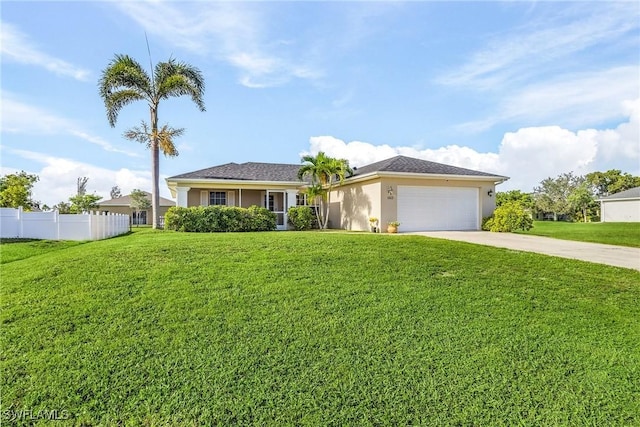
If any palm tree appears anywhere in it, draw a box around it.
[99,54,205,229]
[298,152,352,229]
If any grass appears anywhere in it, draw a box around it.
[516,221,640,247]
[2,229,639,425]
[0,238,86,264]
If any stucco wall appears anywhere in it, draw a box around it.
[186,188,285,209]
[601,199,640,222]
[330,177,498,232]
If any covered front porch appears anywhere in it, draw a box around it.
[174,186,303,230]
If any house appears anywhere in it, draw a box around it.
[166,156,508,232]
[599,187,640,222]
[97,191,175,225]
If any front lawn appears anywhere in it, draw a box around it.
[2,230,639,425]
[516,221,640,247]
[0,238,86,264]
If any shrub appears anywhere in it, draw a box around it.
[287,206,314,230]
[165,205,276,232]
[482,201,533,232]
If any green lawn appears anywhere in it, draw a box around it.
[2,230,639,425]
[516,221,640,247]
[0,238,86,265]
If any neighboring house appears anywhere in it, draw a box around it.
[166,155,508,232]
[599,187,640,222]
[97,191,175,225]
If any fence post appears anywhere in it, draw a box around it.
[54,209,60,240]
[17,206,23,238]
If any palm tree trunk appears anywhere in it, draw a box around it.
[150,106,160,229]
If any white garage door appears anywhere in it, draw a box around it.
[397,186,479,231]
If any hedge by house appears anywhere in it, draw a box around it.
[287,206,315,231]
[482,201,533,232]
[164,205,276,232]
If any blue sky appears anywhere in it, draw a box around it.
[2,1,639,206]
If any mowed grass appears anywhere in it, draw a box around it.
[2,229,639,425]
[516,221,640,247]
[0,238,86,264]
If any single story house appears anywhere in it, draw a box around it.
[97,191,175,225]
[166,155,508,232]
[599,187,640,222]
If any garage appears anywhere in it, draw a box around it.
[397,186,480,231]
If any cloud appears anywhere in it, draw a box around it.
[1,94,140,157]
[437,3,639,90]
[458,66,640,132]
[303,99,639,192]
[0,21,90,81]
[114,2,322,88]
[4,149,173,207]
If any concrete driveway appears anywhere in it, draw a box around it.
[410,231,640,271]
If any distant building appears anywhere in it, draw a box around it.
[97,191,175,225]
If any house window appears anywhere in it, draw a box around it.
[296,194,308,206]
[209,191,226,206]
[264,194,275,211]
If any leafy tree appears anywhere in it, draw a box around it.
[534,172,583,221]
[99,54,205,229]
[130,189,151,226]
[0,171,39,210]
[568,182,596,223]
[110,185,122,199]
[483,201,533,232]
[69,194,102,213]
[53,201,71,214]
[585,170,640,197]
[496,190,534,209]
[298,152,352,229]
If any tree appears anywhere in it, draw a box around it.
[124,121,184,158]
[99,54,205,229]
[568,182,595,223]
[110,185,122,199]
[53,201,71,214]
[0,171,39,210]
[496,190,534,210]
[482,201,533,232]
[534,172,583,221]
[298,152,352,229]
[585,170,640,197]
[69,194,102,213]
[129,189,151,226]
[77,177,89,196]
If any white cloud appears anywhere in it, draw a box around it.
[114,2,322,88]
[1,94,140,157]
[5,149,173,207]
[0,21,90,81]
[303,99,639,192]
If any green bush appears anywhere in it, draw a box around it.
[287,206,314,230]
[165,205,276,232]
[482,201,533,232]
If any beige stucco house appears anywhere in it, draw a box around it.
[97,191,175,225]
[166,155,508,232]
[599,187,640,222]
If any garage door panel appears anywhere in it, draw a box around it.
[398,186,479,231]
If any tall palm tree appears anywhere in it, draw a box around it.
[298,152,352,229]
[99,54,205,229]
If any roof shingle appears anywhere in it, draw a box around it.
[600,186,640,200]
[352,155,504,178]
[168,162,303,182]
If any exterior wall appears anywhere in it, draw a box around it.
[329,181,381,231]
[601,199,640,222]
[96,205,172,225]
[332,177,498,232]
[186,188,279,208]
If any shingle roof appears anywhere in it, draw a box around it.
[600,186,640,200]
[352,155,505,178]
[99,191,174,207]
[168,162,303,182]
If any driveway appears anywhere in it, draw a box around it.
[410,231,640,271]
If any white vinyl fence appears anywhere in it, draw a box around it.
[0,207,129,241]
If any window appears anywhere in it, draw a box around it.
[296,194,307,206]
[209,191,226,206]
[264,194,275,211]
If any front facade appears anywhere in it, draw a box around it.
[599,187,640,222]
[97,192,175,225]
[167,156,508,232]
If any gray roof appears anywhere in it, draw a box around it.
[352,155,505,178]
[168,162,303,182]
[99,191,174,207]
[600,186,640,200]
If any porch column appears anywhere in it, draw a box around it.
[285,190,298,230]
[176,186,190,207]
[239,188,242,208]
